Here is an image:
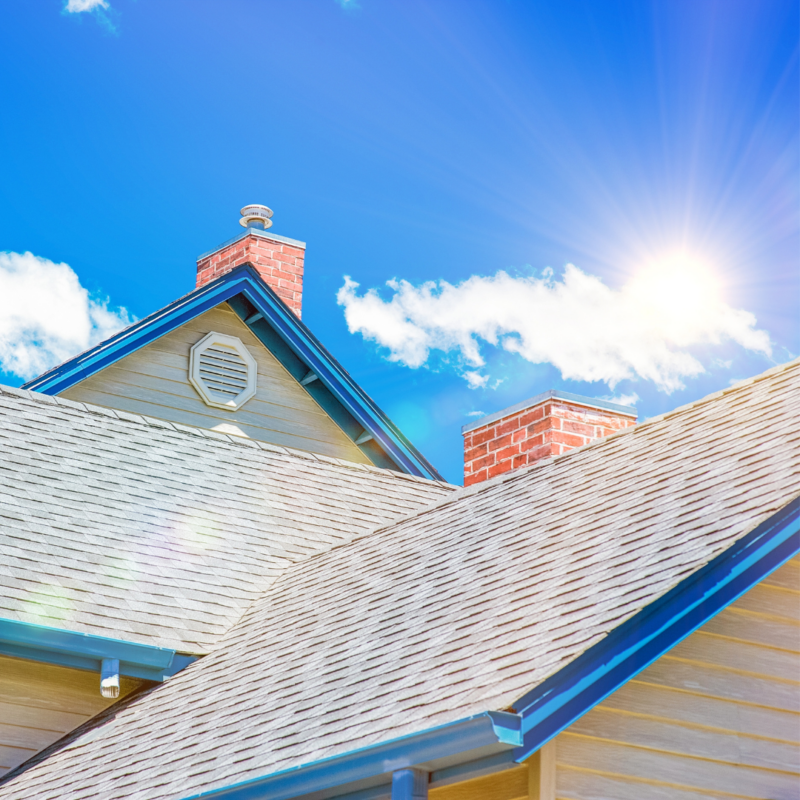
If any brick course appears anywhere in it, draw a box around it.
[196,232,305,318]
[463,397,636,487]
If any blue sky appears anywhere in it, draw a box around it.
[0,0,797,483]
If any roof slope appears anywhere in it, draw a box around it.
[2,359,799,800]
[0,385,453,653]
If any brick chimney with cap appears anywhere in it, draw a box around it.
[196,204,305,318]
[462,390,637,486]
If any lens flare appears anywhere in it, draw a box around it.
[21,584,74,624]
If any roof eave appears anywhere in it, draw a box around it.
[181,711,522,800]
[184,494,798,800]
[0,618,197,682]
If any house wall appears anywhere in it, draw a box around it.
[430,746,555,800]
[430,764,529,800]
[0,655,143,777]
[553,556,800,799]
[61,303,371,464]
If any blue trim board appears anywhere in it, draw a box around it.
[512,492,800,761]
[225,276,439,478]
[181,712,522,800]
[22,265,442,481]
[0,618,196,682]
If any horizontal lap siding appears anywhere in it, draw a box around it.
[431,764,530,800]
[61,305,370,464]
[554,558,800,800]
[0,656,142,777]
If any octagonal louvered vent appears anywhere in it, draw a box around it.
[189,332,257,410]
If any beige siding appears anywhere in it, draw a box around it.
[61,304,370,464]
[429,742,556,800]
[553,557,800,799]
[430,764,529,800]
[0,655,143,776]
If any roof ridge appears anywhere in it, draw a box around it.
[333,356,800,537]
[633,355,800,426]
[0,383,453,488]
[481,355,800,490]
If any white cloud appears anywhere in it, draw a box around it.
[65,0,108,11]
[337,263,772,393]
[602,392,640,407]
[464,371,489,389]
[0,251,134,381]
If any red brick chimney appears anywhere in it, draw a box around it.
[462,391,636,486]
[196,205,305,318]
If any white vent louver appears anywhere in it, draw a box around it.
[189,332,257,410]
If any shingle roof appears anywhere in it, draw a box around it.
[0,385,453,653]
[2,358,799,800]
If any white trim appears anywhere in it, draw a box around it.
[528,740,556,800]
[189,332,258,411]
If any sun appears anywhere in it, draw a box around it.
[626,253,722,343]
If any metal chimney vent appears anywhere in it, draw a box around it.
[189,332,258,410]
[240,204,273,230]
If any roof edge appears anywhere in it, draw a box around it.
[181,711,521,800]
[511,491,800,761]
[0,618,197,682]
[0,385,450,488]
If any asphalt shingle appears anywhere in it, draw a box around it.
[1,360,798,800]
[0,387,453,653]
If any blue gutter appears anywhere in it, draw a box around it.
[512,492,800,760]
[0,618,196,682]
[181,711,521,800]
[23,266,442,481]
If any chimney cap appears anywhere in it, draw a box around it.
[240,204,274,230]
[462,389,637,434]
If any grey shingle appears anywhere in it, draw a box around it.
[1,359,798,800]
[0,387,453,654]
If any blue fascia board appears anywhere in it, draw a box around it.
[22,279,247,395]
[23,266,442,481]
[230,273,441,479]
[181,711,521,800]
[512,493,800,761]
[0,618,196,681]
